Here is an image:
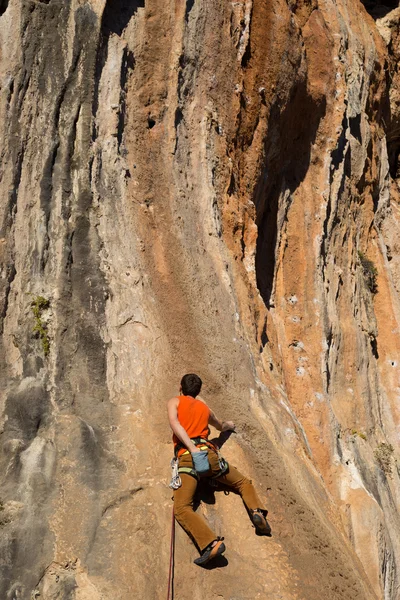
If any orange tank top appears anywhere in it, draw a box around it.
[173,395,210,456]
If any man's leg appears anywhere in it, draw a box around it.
[173,456,217,552]
[217,469,263,510]
[208,451,270,534]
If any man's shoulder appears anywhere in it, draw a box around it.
[167,395,179,403]
[196,395,207,405]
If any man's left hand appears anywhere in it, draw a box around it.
[222,421,235,432]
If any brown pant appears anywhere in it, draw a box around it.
[173,448,265,552]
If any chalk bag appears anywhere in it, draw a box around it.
[192,450,211,476]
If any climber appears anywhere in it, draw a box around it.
[167,373,271,566]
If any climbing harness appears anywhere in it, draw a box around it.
[178,465,199,479]
[170,438,229,487]
[167,506,175,600]
[174,436,215,458]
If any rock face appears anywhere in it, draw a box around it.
[0,0,399,599]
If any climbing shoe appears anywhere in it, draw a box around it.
[251,509,272,536]
[194,539,226,566]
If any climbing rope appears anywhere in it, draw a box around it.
[167,506,175,600]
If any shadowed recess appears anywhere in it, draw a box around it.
[102,0,145,36]
[361,0,398,19]
[185,0,195,21]
[93,0,141,126]
[255,79,327,308]
[0,0,8,16]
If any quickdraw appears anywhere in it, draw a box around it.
[169,458,182,490]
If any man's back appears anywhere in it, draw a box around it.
[172,395,210,452]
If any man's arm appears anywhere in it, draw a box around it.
[208,410,235,432]
[197,396,235,433]
[167,397,200,453]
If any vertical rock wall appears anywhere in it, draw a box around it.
[0,1,399,599]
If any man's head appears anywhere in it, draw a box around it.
[180,373,202,398]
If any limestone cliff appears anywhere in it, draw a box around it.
[0,1,399,599]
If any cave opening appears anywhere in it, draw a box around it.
[102,0,145,37]
[0,0,8,16]
[361,0,398,19]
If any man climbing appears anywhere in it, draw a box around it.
[167,373,270,566]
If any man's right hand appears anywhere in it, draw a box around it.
[191,445,201,453]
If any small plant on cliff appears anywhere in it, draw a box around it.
[0,500,10,527]
[31,296,50,357]
[374,442,394,476]
[351,429,367,441]
[358,251,378,294]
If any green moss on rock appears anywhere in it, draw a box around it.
[31,296,50,357]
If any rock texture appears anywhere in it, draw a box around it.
[0,0,400,599]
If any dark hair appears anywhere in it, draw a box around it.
[181,373,202,397]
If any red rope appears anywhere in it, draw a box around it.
[167,507,175,600]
